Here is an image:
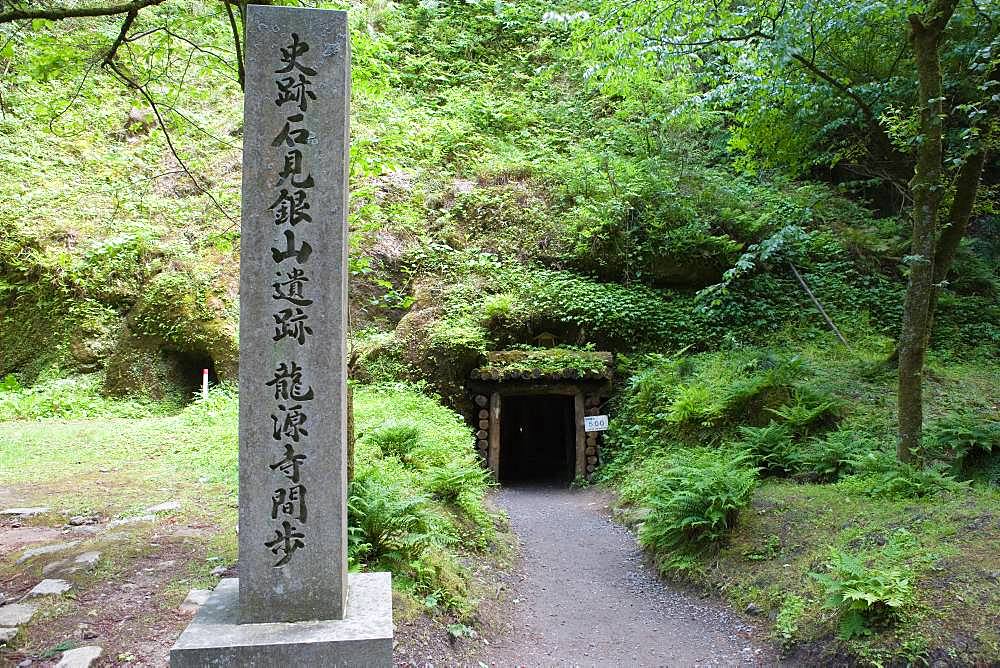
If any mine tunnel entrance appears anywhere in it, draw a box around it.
[499,394,576,484]
[172,350,218,401]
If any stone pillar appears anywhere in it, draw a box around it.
[236,4,351,623]
[170,7,391,665]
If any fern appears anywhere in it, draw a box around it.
[639,449,757,562]
[810,548,913,639]
[348,473,434,569]
[734,422,795,474]
[793,430,873,482]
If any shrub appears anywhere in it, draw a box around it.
[347,471,434,570]
[765,386,842,436]
[365,421,422,459]
[734,422,795,475]
[810,548,914,640]
[638,449,758,567]
[793,430,873,482]
[839,456,968,500]
[425,462,489,504]
[925,411,1000,483]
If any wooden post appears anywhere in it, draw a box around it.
[574,392,585,480]
[488,392,501,479]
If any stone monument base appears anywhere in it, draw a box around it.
[169,573,393,667]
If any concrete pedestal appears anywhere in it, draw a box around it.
[169,573,393,667]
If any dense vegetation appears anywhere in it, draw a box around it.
[603,344,998,663]
[1,0,998,664]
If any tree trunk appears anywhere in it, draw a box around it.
[897,1,957,463]
[924,149,988,339]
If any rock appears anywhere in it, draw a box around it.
[145,501,181,514]
[17,660,32,667]
[68,516,99,526]
[55,645,103,668]
[125,106,155,136]
[76,623,98,640]
[179,589,212,613]
[0,603,37,626]
[17,541,80,564]
[0,627,17,644]
[28,579,73,597]
[107,515,155,528]
[42,559,70,576]
[1,507,50,516]
[74,552,101,568]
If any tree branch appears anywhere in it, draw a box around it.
[789,53,878,129]
[104,58,238,227]
[103,8,138,66]
[223,0,245,90]
[0,0,167,24]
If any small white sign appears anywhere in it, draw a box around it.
[584,415,609,432]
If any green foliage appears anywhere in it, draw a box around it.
[348,471,434,571]
[776,594,806,645]
[810,548,914,640]
[354,383,495,539]
[519,269,712,351]
[602,350,808,476]
[130,270,227,350]
[734,423,795,475]
[638,448,757,568]
[794,430,873,483]
[925,411,1000,484]
[765,387,843,437]
[1,374,22,392]
[366,421,422,459]
[424,462,489,506]
[839,455,969,500]
[474,347,609,377]
[0,373,170,420]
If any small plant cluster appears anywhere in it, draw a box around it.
[810,548,914,640]
[638,448,758,571]
[926,411,1000,485]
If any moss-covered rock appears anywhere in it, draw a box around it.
[127,270,238,380]
[357,303,486,407]
[102,331,188,402]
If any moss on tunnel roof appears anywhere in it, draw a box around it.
[470,348,612,382]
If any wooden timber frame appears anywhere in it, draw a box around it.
[466,376,612,482]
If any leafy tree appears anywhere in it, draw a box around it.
[585,0,998,461]
[1,0,249,206]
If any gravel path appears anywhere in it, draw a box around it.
[480,484,779,667]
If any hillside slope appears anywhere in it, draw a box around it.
[3,0,995,398]
[1,1,998,664]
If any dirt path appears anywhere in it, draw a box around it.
[479,485,779,667]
